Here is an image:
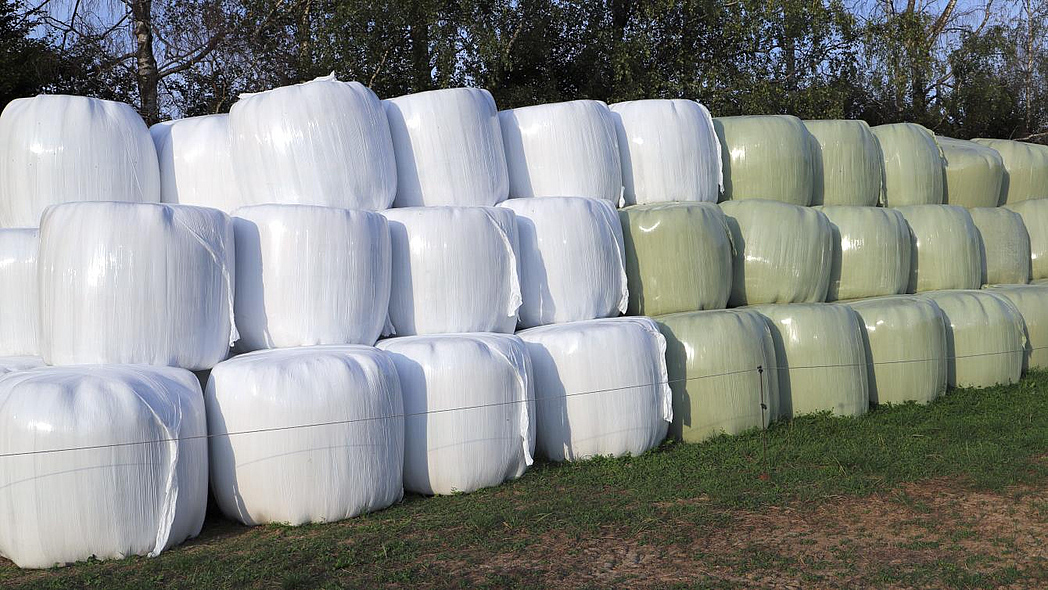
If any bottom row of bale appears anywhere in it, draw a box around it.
[1,286,1046,568]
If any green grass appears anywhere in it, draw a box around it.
[5,372,1048,588]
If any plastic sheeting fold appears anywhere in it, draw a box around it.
[384,88,509,207]
[803,119,882,206]
[0,95,160,227]
[206,346,404,525]
[971,138,1048,204]
[39,202,237,370]
[620,202,733,316]
[843,296,947,405]
[233,205,391,350]
[499,197,626,327]
[517,317,671,461]
[0,356,43,374]
[229,74,396,211]
[609,99,722,205]
[970,207,1031,286]
[719,200,833,306]
[918,290,1025,388]
[753,303,869,418]
[937,136,1005,208]
[712,115,814,206]
[816,206,911,301]
[0,365,207,568]
[985,284,1048,372]
[150,114,243,212]
[0,229,39,356]
[499,100,623,203]
[1004,198,1048,280]
[656,309,778,443]
[895,205,982,292]
[383,206,521,335]
[871,123,944,206]
[377,333,534,495]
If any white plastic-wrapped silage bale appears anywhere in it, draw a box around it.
[0,95,160,227]
[895,205,982,292]
[383,206,521,335]
[609,99,722,205]
[499,197,627,327]
[499,100,622,203]
[377,333,534,495]
[969,207,1031,286]
[150,114,243,212]
[0,365,207,568]
[0,229,38,356]
[719,199,833,306]
[233,204,390,350]
[871,123,945,206]
[206,346,404,525]
[919,290,1025,388]
[712,115,815,206]
[985,284,1048,373]
[816,206,911,301]
[517,317,672,461]
[753,303,869,418]
[229,74,396,210]
[384,88,508,207]
[971,138,1048,204]
[38,202,236,369]
[1004,198,1048,280]
[0,356,43,374]
[937,136,1005,208]
[803,119,883,206]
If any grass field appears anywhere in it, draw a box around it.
[4,372,1048,588]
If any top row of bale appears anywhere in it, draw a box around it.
[0,74,1046,227]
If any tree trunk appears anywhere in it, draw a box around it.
[131,0,159,124]
[408,1,432,92]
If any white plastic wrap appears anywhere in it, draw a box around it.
[895,205,983,292]
[150,114,243,212]
[517,317,672,462]
[0,365,207,568]
[233,205,390,350]
[377,333,534,495]
[0,229,39,356]
[816,206,911,301]
[500,100,623,203]
[499,197,627,327]
[206,346,404,525]
[383,206,521,335]
[970,207,1031,286]
[609,99,722,205]
[39,202,237,370]
[384,88,508,207]
[229,74,396,211]
[0,95,160,227]
[0,356,43,374]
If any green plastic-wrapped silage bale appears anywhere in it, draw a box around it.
[719,200,833,306]
[656,309,778,443]
[843,295,947,405]
[1004,198,1048,280]
[619,202,732,316]
[985,284,1048,372]
[752,303,869,419]
[803,120,882,206]
[969,207,1031,286]
[871,123,945,206]
[816,206,911,301]
[713,115,814,206]
[894,205,982,292]
[971,138,1048,204]
[937,137,1004,208]
[918,290,1024,388]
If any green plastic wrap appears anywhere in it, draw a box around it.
[969,207,1031,286]
[620,202,732,316]
[937,137,1004,208]
[803,120,882,206]
[843,295,947,405]
[720,200,832,306]
[816,206,911,301]
[656,309,778,443]
[918,290,1024,388]
[1003,198,1048,280]
[985,284,1048,372]
[752,303,869,418]
[895,205,982,292]
[971,138,1048,204]
[871,123,945,206]
[713,115,814,206]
